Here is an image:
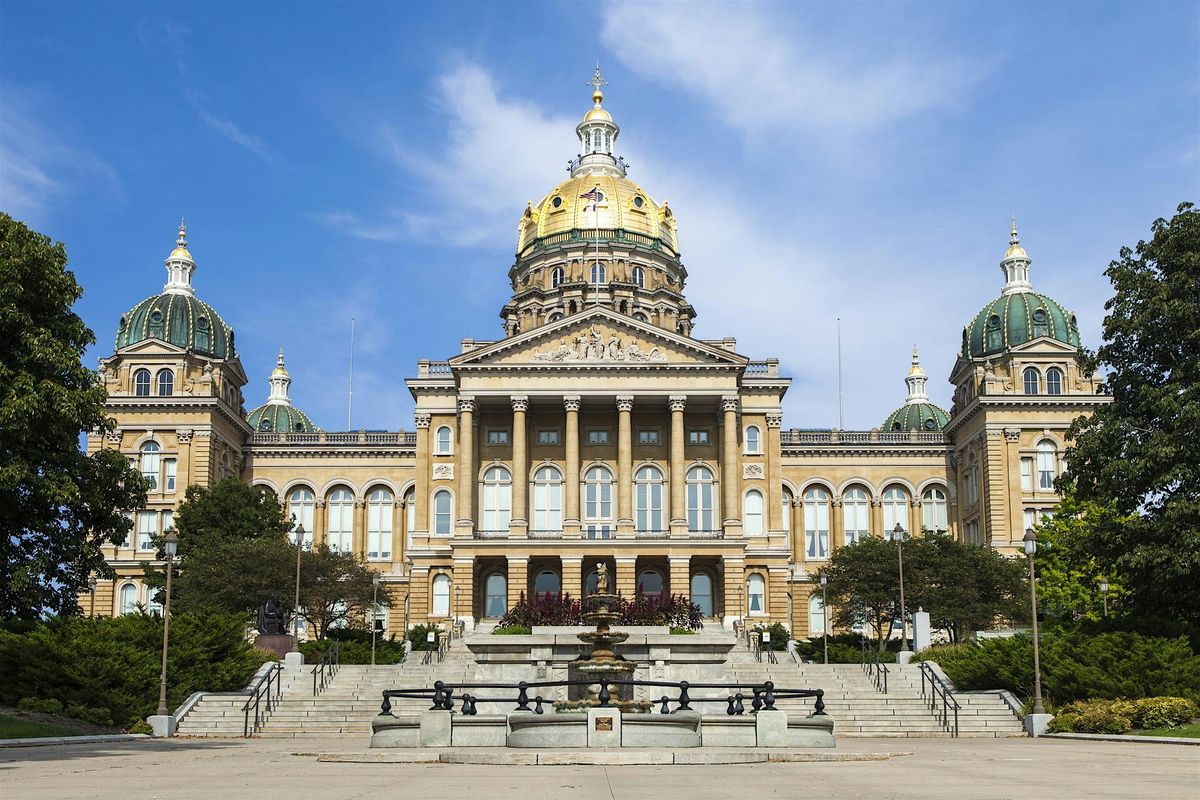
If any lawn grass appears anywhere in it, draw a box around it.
[0,712,85,739]
[1130,722,1200,739]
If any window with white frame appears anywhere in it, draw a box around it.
[781,491,792,532]
[537,429,559,445]
[745,426,761,454]
[965,463,979,506]
[156,369,173,396]
[551,267,564,288]
[690,573,714,616]
[161,510,173,535]
[140,442,160,489]
[481,466,512,532]
[634,465,664,532]
[532,466,563,532]
[1046,367,1064,396]
[843,487,870,544]
[433,490,453,535]
[367,488,394,560]
[146,585,162,615]
[809,594,826,637]
[686,465,715,531]
[965,519,981,546]
[632,266,644,287]
[591,262,606,284]
[803,487,830,558]
[432,574,451,617]
[119,583,139,615]
[327,488,354,553]
[584,465,614,539]
[134,369,151,397]
[435,426,453,455]
[1037,440,1058,490]
[744,489,764,535]
[288,488,315,546]
[1023,367,1040,395]
[137,511,157,550]
[746,573,766,615]
[1023,508,1038,533]
[163,458,176,491]
[1020,457,1034,492]
[882,487,910,536]
[485,573,507,617]
[921,487,949,533]
[404,488,415,536]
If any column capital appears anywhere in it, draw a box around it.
[1003,426,1021,442]
[720,395,740,413]
[414,413,431,429]
[511,395,529,413]
[616,394,634,412]
[458,395,476,414]
[174,428,192,443]
[668,395,687,412]
[766,413,783,428]
[563,394,582,412]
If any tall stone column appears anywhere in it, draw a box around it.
[669,555,691,599]
[353,497,367,556]
[456,396,476,534]
[616,395,634,533]
[413,414,431,541]
[511,396,529,536]
[1004,427,1023,543]
[452,558,474,627]
[723,557,745,627]
[669,395,687,530]
[564,395,581,536]
[314,499,327,548]
[721,395,740,531]
[507,556,528,609]
[616,557,637,598]
[766,413,784,535]
[561,556,583,599]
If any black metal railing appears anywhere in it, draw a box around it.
[918,662,960,737]
[419,635,449,666]
[861,639,889,694]
[241,662,283,737]
[380,678,824,718]
[312,640,341,696]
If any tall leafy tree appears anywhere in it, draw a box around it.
[1063,203,1200,631]
[1033,487,1129,623]
[819,536,905,650]
[0,214,146,619]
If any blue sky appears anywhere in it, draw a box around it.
[3,1,1196,430]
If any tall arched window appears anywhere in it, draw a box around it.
[481,466,512,532]
[921,487,948,533]
[590,262,606,284]
[632,266,644,288]
[485,573,507,617]
[809,594,826,637]
[288,487,315,547]
[156,369,173,396]
[686,466,715,532]
[119,583,138,615]
[433,490,453,535]
[690,573,713,617]
[534,570,561,598]
[883,487,910,537]
[745,425,761,454]
[367,487,394,560]
[803,487,830,558]
[781,490,792,533]
[1046,367,1064,395]
[843,487,870,545]
[432,574,451,617]
[584,465,614,539]
[551,266,564,288]
[744,489,764,535]
[746,573,766,615]
[404,488,415,538]
[435,426,453,455]
[637,570,663,600]
[1037,440,1058,490]
[327,488,354,553]
[532,466,563,532]
[1023,367,1040,395]
[634,465,664,532]
[134,369,151,396]
[140,442,160,489]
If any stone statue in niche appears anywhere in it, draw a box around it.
[257,595,287,636]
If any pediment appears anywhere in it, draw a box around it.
[450,308,748,369]
[114,338,189,357]
[1009,336,1079,355]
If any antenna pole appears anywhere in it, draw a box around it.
[837,317,845,430]
[347,316,355,430]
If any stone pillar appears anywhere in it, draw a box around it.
[721,395,740,531]
[353,497,367,556]
[507,556,528,608]
[669,395,687,529]
[452,558,474,627]
[314,499,327,548]
[669,555,690,600]
[766,413,784,535]
[871,496,884,542]
[1004,427,1023,544]
[616,557,637,598]
[511,396,529,536]
[413,414,431,541]
[456,396,476,534]
[830,495,845,550]
[616,395,634,533]
[564,395,581,536]
[723,558,745,626]
[562,556,583,599]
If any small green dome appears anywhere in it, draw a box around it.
[882,402,950,432]
[246,403,319,433]
[962,291,1080,359]
[115,293,234,358]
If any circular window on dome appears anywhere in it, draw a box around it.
[595,190,605,202]
[197,316,210,329]
[118,316,127,331]
[633,196,644,208]
[150,310,163,323]
[892,422,902,431]
[552,196,563,209]
[988,314,1001,328]
[924,418,936,430]
[258,419,272,432]
[1032,308,1047,323]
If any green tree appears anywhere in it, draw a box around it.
[909,532,1028,642]
[1034,487,1129,623]
[1063,202,1200,631]
[172,477,292,557]
[298,546,384,639]
[819,536,904,650]
[0,214,146,619]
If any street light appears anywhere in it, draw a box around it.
[1099,579,1109,619]
[893,523,909,652]
[293,525,305,643]
[88,575,97,618]
[371,573,380,667]
[819,573,829,664]
[155,531,179,721]
[1023,528,1046,716]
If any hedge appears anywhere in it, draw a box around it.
[1047,697,1198,733]
[298,627,406,665]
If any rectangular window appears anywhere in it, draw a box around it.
[688,430,710,445]
[1020,458,1033,492]
[637,429,660,445]
[164,459,177,491]
[536,429,559,445]
[587,429,609,445]
[161,510,174,534]
[965,520,980,546]
[137,511,157,551]
[805,502,830,559]
[368,502,393,560]
[486,429,510,446]
[1023,508,1037,533]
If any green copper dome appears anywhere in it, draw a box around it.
[961,291,1080,359]
[246,402,319,433]
[115,292,235,358]
[882,402,950,432]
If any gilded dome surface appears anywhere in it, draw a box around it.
[882,402,950,432]
[962,291,1080,359]
[517,174,678,256]
[246,402,318,433]
[115,292,234,358]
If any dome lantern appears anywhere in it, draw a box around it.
[267,348,292,404]
[247,348,319,433]
[1000,217,1032,296]
[882,345,950,432]
[573,65,624,179]
[905,346,929,403]
[163,217,196,297]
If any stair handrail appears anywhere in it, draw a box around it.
[918,661,960,737]
[241,661,283,737]
[312,639,341,696]
[860,638,889,694]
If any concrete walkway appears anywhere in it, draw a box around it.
[1,735,1197,799]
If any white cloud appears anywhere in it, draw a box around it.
[184,88,274,161]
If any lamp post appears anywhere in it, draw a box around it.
[88,575,97,618]
[293,525,305,642]
[371,573,380,667]
[1023,529,1046,716]
[155,531,179,721]
[454,584,460,637]
[893,523,908,652]
[1099,579,1109,619]
[820,573,829,664]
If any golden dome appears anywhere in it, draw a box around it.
[169,218,192,261]
[583,106,613,123]
[271,347,289,378]
[517,173,678,255]
[1004,216,1028,260]
[907,346,926,377]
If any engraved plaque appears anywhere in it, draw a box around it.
[595,716,613,732]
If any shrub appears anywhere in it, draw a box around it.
[1075,705,1131,734]
[801,634,901,663]
[497,592,585,628]
[407,623,443,651]
[1133,697,1198,729]
[17,697,63,715]
[753,622,791,651]
[492,624,532,635]
[495,590,704,630]
[128,720,153,735]
[66,704,114,727]
[1047,712,1081,733]
[669,626,698,635]
[298,629,406,665]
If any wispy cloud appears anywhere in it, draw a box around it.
[184,87,274,161]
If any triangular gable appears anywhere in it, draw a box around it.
[1008,336,1080,355]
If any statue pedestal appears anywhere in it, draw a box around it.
[254,634,297,660]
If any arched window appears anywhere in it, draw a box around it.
[534,570,561,599]
[690,573,714,617]
[404,488,416,546]
[809,594,826,637]
[744,489,764,535]
[551,266,564,288]
[1023,367,1040,395]
[435,426,453,455]
[632,266,644,288]
[746,573,766,615]
[883,487,910,537]
[481,466,512,532]
[1037,440,1057,490]
[288,488,315,547]
[1046,367,1064,395]
[781,490,792,533]
[803,487,830,559]
[367,488,394,560]
[433,490,453,535]
[590,262,606,284]
[593,130,601,150]
[986,314,1003,351]
[686,466,716,532]
[432,574,451,617]
[134,369,151,397]
[584,465,614,539]
[745,426,761,454]
[921,487,948,533]
[485,573,507,617]
[637,570,663,600]
[146,585,163,616]
[140,442,160,489]
[259,418,272,432]
[532,466,563,533]
[119,583,138,615]
[156,369,173,396]
[327,488,354,554]
[634,465,664,533]
[842,487,870,544]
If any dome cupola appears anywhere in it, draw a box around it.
[882,347,950,431]
[246,349,320,433]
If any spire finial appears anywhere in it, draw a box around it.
[177,216,187,248]
[1010,215,1019,245]
[589,64,608,106]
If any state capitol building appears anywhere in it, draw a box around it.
[88,76,1106,638]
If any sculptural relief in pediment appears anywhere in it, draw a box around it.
[530,323,668,363]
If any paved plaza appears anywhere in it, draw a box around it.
[1,736,1197,800]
